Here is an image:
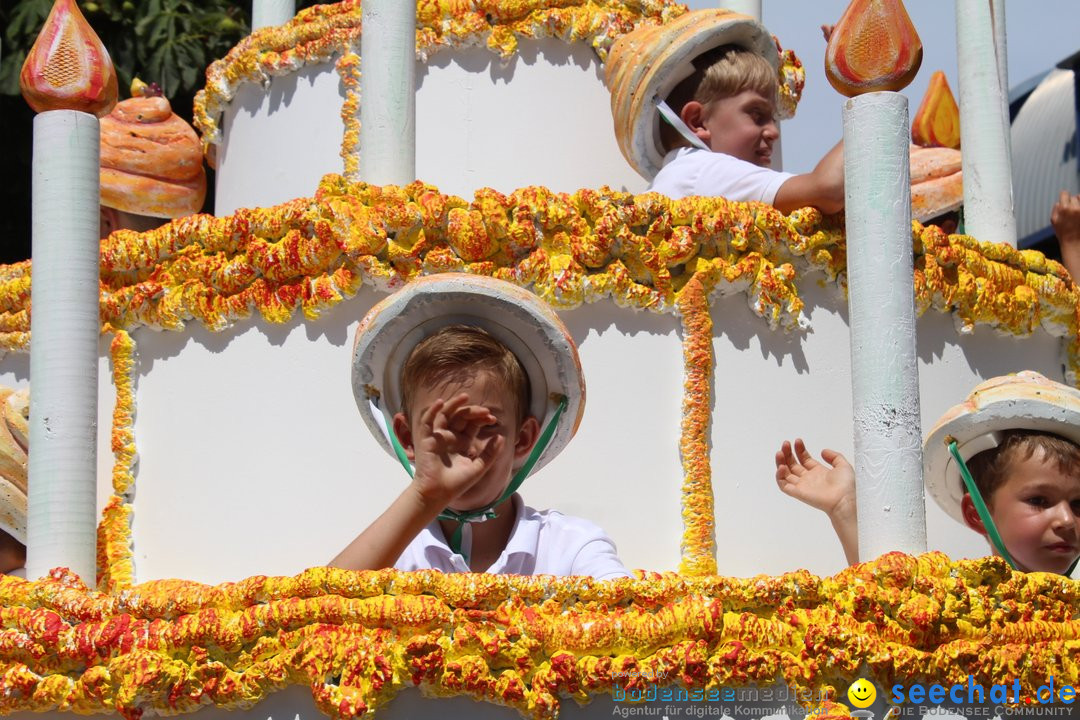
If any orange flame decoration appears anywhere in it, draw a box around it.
[19,0,118,116]
[825,0,923,97]
[912,71,961,149]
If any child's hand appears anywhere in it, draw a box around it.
[775,439,856,520]
[775,439,859,564]
[1052,190,1080,242]
[1052,191,1080,283]
[409,393,504,507]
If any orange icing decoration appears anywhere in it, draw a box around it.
[912,70,961,149]
[824,0,923,96]
[19,0,118,116]
[0,554,1078,719]
[675,274,716,576]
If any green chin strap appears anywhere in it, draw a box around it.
[385,395,569,562]
[947,439,1080,577]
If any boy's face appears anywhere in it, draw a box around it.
[397,370,539,512]
[698,89,779,167]
[963,448,1080,574]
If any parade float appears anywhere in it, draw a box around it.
[0,0,1078,719]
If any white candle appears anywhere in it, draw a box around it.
[843,92,927,561]
[251,0,295,31]
[359,0,417,186]
[26,110,101,582]
[956,0,1016,247]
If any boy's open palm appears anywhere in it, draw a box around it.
[774,439,855,518]
[411,394,504,505]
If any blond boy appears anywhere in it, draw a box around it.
[607,10,844,213]
[333,274,630,579]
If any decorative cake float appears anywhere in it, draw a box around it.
[0,1,1077,720]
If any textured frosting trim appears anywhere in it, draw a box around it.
[0,554,1076,719]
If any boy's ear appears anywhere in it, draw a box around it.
[679,101,711,143]
[513,417,541,462]
[391,413,415,461]
[960,494,988,536]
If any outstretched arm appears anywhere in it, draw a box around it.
[774,438,859,565]
[772,141,845,215]
[330,394,503,571]
[1052,190,1080,283]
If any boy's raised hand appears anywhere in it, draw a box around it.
[774,439,853,514]
[329,393,506,571]
[774,438,859,564]
[410,393,504,507]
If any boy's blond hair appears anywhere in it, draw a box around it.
[965,430,1080,503]
[400,325,531,426]
[660,44,778,152]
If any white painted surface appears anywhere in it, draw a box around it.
[215,39,647,216]
[956,0,1017,247]
[26,111,100,582]
[251,0,295,31]
[359,0,416,185]
[991,0,1011,162]
[842,92,926,561]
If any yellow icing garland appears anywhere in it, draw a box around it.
[336,51,363,181]
[0,554,1078,719]
[675,274,715,576]
[97,329,137,593]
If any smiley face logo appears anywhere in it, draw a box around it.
[847,678,877,709]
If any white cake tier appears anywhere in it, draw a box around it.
[1,278,1062,585]
[215,38,648,216]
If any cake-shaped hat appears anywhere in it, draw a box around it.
[606,9,779,180]
[352,274,585,475]
[923,371,1080,524]
[100,81,206,218]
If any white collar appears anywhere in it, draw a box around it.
[423,494,542,573]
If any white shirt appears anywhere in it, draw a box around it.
[648,147,794,204]
[395,494,631,580]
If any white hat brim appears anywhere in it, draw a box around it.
[352,274,585,472]
[923,371,1080,524]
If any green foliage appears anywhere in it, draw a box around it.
[0,0,327,264]
[0,0,250,107]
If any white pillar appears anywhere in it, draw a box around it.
[955,0,1016,247]
[990,0,1011,160]
[722,0,761,19]
[842,92,927,561]
[27,111,100,582]
[251,0,295,31]
[359,0,416,185]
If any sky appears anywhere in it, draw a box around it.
[683,0,1080,173]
